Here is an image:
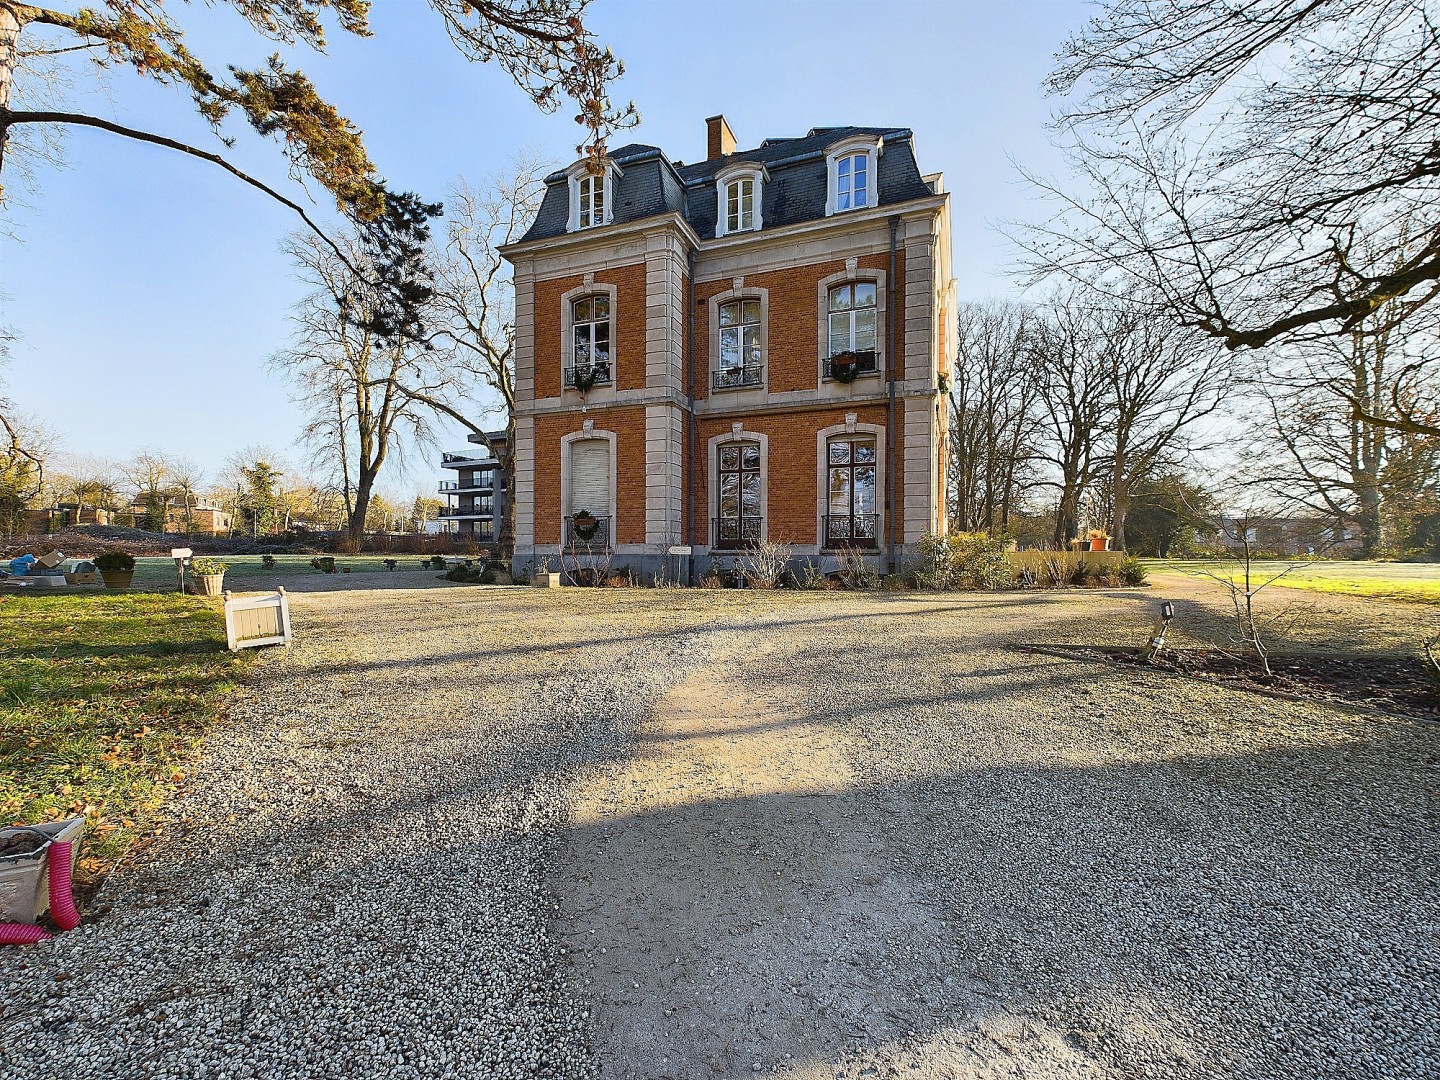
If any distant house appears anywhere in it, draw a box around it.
[438,431,508,544]
[1219,514,1363,556]
[498,115,955,576]
[116,498,233,536]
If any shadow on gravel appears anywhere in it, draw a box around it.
[556,721,1438,1080]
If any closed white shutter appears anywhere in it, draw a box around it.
[569,439,610,514]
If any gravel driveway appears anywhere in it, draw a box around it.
[2,577,1435,1080]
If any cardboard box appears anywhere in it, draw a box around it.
[35,550,64,569]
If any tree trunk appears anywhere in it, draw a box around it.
[0,7,21,178]
[1112,459,1131,554]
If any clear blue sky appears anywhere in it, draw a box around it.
[1,0,1086,495]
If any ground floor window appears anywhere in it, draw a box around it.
[715,441,761,549]
[825,435,878,548]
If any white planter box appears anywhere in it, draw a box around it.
[532,572,562,589]
[0,817,84,923]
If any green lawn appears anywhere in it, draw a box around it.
[116,553,445,590]
[0,593,251,885]
[1151,559,1440,604]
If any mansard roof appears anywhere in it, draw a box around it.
[517,126,937,244]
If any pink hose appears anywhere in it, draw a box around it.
[0,837,80,944]
[47,841,80,931]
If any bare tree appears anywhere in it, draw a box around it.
[1250,296,1440,556]
[167,457,205,534]
[275,229,449,548]
[1029,294,1115,547]
[1022,0,1440,353]
[125,448,173,531]
[948,301,1044,533]
[400,159,550,557]
[1103,299,1231,550]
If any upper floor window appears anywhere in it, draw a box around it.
[825,137,880,215]
[726,178,755,232]
[715,298,763,390]
[714,164,766,237]
[825,282,879,379]
[566,294,612,389]
[577,173,604,229]
[835,154,868,212]
[566,159,618,232]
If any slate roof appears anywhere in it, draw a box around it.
[517,126,936,244]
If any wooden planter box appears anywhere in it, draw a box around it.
[224,588,293,652]
[532,572,562,589]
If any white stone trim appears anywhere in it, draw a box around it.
[565,158,622,233]
[824,134,882,216]
[816,267,887,384]
[706,428,769,549]
[707,284,769,394]
[645,403,684,545]
[815,421,885,552]
[558,281,618,399]
[714,162,767,238]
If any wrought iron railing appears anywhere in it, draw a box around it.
[712,516,763,550]
[823,350,879,380]
[565,514,611,549]
[712,364,763,391]
[563,361,613,390]
[824,513,880,549]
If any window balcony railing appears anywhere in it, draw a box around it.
[563,361,613,390]
[438,479,494,494]
[438,505,494,519]
[712,515,763,550]
[824,513,880,549]
[823,350,879,381]
[442,451,490,466]
[712,364,763,391]
[564,514,611,550]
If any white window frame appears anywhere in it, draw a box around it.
[815,268,887,381]
[713,163,766,237]
[558,428,618,541]
[707,285,769,392]
[559,282,618,394]
[566,159,621,232]
[824,136,881,216]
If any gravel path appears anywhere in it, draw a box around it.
[2,578,1435,1079]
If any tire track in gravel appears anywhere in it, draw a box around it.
[0,585,729,1080]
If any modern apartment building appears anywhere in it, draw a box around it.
[500,116,954,576]
[438,431,508,544]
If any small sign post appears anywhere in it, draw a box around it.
[170,548,193,593]
[666,545,693,586]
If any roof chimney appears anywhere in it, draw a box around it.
[706,115,737,161]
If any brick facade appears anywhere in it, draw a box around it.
[501,121,953,577]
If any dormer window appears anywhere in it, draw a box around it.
[825,137,881,215]
[714,164,766,237]
[566,159,619,232]
[578,173,604,228]
[835,154,867,211]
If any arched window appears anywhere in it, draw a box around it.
[825,282,879,377]
[825,137,880,216]
[714,165,765,237]
[566,294,612,389]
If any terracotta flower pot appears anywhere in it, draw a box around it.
[1089,537,1108,551]
[99,569,135,590]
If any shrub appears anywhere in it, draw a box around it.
[740,539,792,588]
[190,557,227,576]
[916,531,1011,590]
[835,546,879,589]
[94,549,135,572]
[1120,556,1149,586]
[261,554,276,570]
